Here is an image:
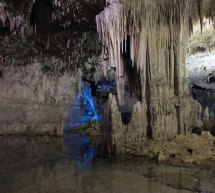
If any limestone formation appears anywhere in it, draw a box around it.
[0,61,77,136]
[102,94,147,154]
[97,0,208,153]
[145,132,215,165]
[0,0,105,136]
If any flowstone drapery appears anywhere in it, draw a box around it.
[97,0,205,154]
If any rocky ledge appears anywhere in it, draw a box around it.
[70,119,215,166]
[125,131,215,166]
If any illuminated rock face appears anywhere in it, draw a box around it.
[0,61,76,136]
[97,0,205,154]
[67,81,103,129]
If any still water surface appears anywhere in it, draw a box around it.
[0,134,215,193]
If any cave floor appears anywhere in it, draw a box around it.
[0,135,215,193]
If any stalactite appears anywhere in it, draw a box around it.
[77,68,82,93]
[0,2,27,35]
[97,0,203,73]
[47,37,50,50]
[97,0,204,143]
[96,0,206,104]
[204,0,215,30]
[67,39,71,49]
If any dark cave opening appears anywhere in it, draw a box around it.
[123,35,142,102]
[115,35,142,125]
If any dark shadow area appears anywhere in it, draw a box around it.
[191,87,215,116]
[121,112,131,125]
[123,35,142,102]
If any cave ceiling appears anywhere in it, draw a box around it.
[0,0,105,75]
[0,0,214,75]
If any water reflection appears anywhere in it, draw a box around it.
[64,133,95,170]
[0,136,215,193]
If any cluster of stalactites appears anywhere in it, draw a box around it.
[97,0,203,76]
[52,0,72,28]
[51,0,102,29]
[0,2,26,36]
[204,0,215,30]
[96,0,203,105]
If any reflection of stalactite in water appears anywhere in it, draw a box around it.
[66,133,95,171]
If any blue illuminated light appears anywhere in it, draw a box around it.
[67,81,103,129]
[81,85,98,120]
[65,133,95,170]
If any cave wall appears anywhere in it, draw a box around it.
[0,59,77,136]
[97,0,205,154]
[0,0,105,136]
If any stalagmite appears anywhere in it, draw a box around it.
[97,0,205,153]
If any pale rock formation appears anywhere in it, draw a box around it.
[0,60,76,136]
[203,107,210,124]
[102,131,215,165]
[155,132,215,165]
[101,94,147,154]
[97,0,204,153]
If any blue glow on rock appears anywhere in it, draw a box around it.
[81,85,98,121]
[67,81,103,129]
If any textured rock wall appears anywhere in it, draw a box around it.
[102,94,147,154]
[0,60,76,136]
[0,0,106,136]
[98,0,204,153]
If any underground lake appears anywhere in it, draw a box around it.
[0,0,215,192]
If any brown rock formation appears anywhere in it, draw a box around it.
[102,94,147,154]
[97,0,209,153]
[0,61,77,136]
